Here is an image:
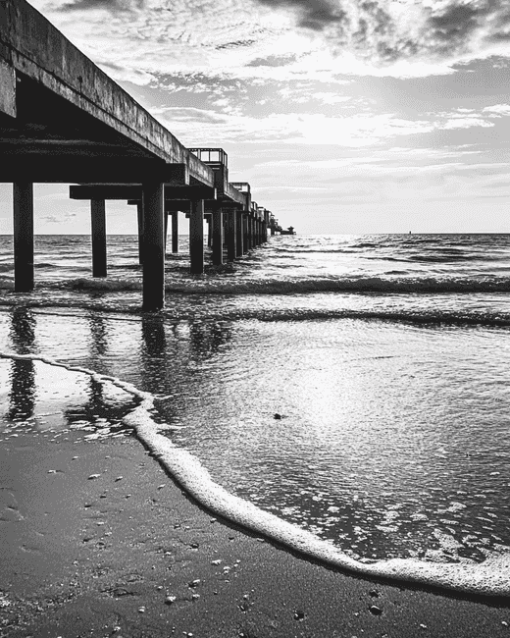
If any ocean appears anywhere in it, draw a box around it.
[1,232,510,595]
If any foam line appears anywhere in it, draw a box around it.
[2,351,510,597]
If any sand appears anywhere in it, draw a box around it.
[0,306,510,636]
[1,427,510,638]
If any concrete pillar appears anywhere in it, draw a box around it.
[91,198,107,278]
[142,182,165,311]
[172,211,179,253]
[212,208,223,266]
[190,199,204,274]
[245,215,251,251]
[236,211,244,257]
[226,210,237,261]
[164,212,169,254]
[13,182,34,292]
[137,202,144,264]
[271,224,275,236]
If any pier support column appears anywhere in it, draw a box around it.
[13,182,34,292]
[226,210,237,262]
[137,202,144,265]
[91,198,107,278]
[245,215,251,251]
[271,225,275,236]
[190,199,204,274]
[142,182,165,311]
[172,211,179,253]
[236,211,244,257]
[212,207,223,266]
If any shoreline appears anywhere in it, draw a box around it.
[1,305,510,636]
[2,427,510,637]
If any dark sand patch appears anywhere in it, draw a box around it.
[1,429,510,638]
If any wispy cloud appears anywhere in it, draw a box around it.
[35,0,510,85]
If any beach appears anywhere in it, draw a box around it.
[2,234,510,634]
[2,421,510,638]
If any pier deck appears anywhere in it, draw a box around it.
[0,0,281,308]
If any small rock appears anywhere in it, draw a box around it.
[47,469,57,474]
[294,611,305,621]
[369,605,383,616]
[274,413,282,420]
[88,474,101,480]
[211,559,222,565]
[157,484,166,490]
[191,593,200,601]
[369,589,380,598]
[419,624,427,629]
[114,476,123,482]
[165,595,177,605]
[138,606,146,613]
[189,579,201,588]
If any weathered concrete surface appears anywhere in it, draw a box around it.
[0,0,213,186]
[0,59,16,118]
[70,183,247,208]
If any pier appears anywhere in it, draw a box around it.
[0,0,284,310]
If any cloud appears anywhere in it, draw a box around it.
[58,0,144,12]
[32,0,510,84]
[256,0,346,31]
[483,103,510,116]
[149,103,500,149]
[253,0,510,73]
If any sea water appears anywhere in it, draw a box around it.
[1,233,510,595]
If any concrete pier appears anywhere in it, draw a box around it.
[190,199,205,274]
[91,198,107,277]
[1,1,283,307]
[142,182,165,311]
[13,182,34,293]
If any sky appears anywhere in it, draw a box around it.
[1,0,510,234]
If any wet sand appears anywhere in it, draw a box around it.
[1,428,510,638]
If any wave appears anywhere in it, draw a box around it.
[2,350,510,597]
[51,275,510,295]
[1,301,509,329]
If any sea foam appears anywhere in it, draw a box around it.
[2,350,510,598]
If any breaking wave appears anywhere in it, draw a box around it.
[2,274,510,296]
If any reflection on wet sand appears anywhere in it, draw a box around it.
[189,318,232,362]
[9,307,36,354]
[8,308,36,419]
[8,359,35,420]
